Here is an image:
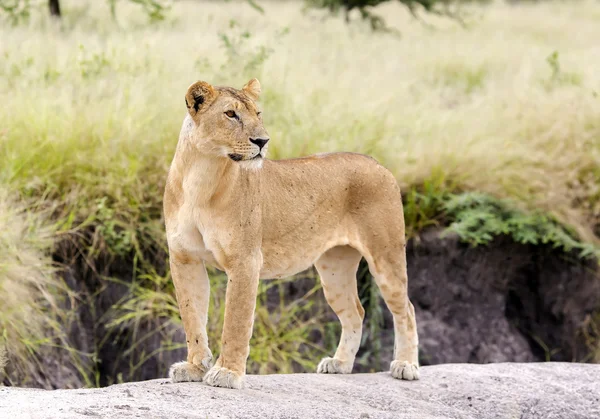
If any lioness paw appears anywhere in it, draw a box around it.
[204,365,244,389]
[390,360,420,381]
[169,361,208,383]
[317,357,353,374]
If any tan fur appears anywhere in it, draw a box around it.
[165,79,419,389]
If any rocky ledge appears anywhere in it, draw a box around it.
[1,363,599,419]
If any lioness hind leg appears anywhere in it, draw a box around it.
[368,248,419,381]
[315,245,364,375]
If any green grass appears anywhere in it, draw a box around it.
[1,0,600,387]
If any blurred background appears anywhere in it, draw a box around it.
[1,0,599,389]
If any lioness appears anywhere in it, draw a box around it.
[164,79,419,389]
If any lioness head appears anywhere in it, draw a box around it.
[183,79,269,167]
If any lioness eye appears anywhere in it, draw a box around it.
[225,110,237,119]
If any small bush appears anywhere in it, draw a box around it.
[543,50,582,90]
[443,193,599,258]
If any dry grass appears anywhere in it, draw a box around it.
[1,0,599,386]
[0,345,7,377]
[0,189,77,387]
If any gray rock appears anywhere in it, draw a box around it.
[1,363,599,419]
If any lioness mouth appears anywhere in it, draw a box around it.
[228,153,262,162]
[228,153,243,161]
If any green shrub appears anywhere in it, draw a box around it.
[443,193,599,258]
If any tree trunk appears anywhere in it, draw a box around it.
[49,0,61,18]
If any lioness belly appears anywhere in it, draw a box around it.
[259,232,350,279]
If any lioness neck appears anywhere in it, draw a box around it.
[172,144,261,209]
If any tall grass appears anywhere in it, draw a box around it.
[1,0,600,386]
[0,189,87,387]
[0,189,54,385]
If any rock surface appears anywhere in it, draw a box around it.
[2,363,599,419]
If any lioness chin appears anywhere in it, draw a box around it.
[164,79,419,389]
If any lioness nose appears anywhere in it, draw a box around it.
[249,137,270,149]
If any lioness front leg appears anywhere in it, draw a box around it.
[204,261,260,389]
[169,258,213,382]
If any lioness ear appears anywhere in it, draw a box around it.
[185,81,216,118]
[242,78,261,101]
